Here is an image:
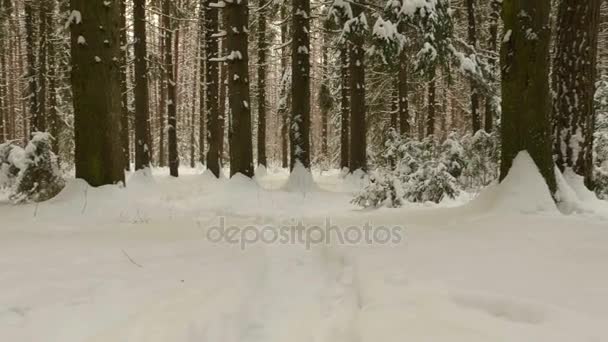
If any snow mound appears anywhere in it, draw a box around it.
[201,168,226,181]
[556,169,608,216]
[255,164,267,178]
[127,168,155,188]
[226,173,258,191]
[283,162,318,192]
[469,152,557,214]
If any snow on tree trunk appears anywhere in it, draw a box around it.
[290,0,311,170]
[163,0,179,177]
[500,0,556,195]
[552,0,601,189]
[204,0,221,178]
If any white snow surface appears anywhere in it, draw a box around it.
[1,161,608,341]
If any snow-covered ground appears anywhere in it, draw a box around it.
[1,159,608,341]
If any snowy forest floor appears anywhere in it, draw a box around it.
[1,164,608,341]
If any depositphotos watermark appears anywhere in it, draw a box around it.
[205,217,405,250]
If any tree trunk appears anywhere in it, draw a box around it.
[38,0,48,134]
[500,0,556,194]
[69,0,125,186]
[466,0,480,133]
[398,49,410,135]
[484,0,500,132]
[552,0,601,188]
[158,17,166,167]
[226,0,254,177]
[204,0,222,177]
[163,0,179,177]
[340,44,349,171]
[290,0,311,170]
[278,3,289,169]
[257,0,268,167]
[118,0,130,170]
[349,2,366,172]
[133,0,152,170]
[427,75,436,137]
[24,0,40,133]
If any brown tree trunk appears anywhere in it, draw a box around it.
[349,2,366,172]
[501,0,556,194]
[69,0,125,186]
[552,0,601,188]
[427,76,436,137]
[133,0,152,170]
[484,0,500,133]
[119,0,130,170]
[466,0,480,133]
[163,0,179,177]
[24,0,40,133]
[204,0,221,177]
[226,0,253,177]
[340,44,349,171]
[290,0,311,170]
[257,0,268,167]
[398,49,410,135]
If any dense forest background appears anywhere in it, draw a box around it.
[0,0,607,203]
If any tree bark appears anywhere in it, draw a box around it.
[133,0,152,170]
[340,44,350,171]
[204,0,222,177]
[257,0,268,167]
[500,0,556,194]
[119,0,130,170]
[349,2,366,172]
[226,0,254,177]
[466,0,480,133]
[484,0,500,133]
[398,49,410,135]
[163,0,179,177]
[69,0,125,186]
[427,76,436,137]
[552,0,601,188]
[24,0,40,133]
[290,0,311,170]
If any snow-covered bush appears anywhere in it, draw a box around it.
[353,130,461,207]
[440,132,466,179]
[0,142,24,188]
[10,133,65,203]
[461,130,500,187]
[594,167,608,200]
[404,160,460,203]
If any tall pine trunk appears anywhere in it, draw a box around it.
[427,76,436,137]
[552,0,601,188]
[204,0,221,177]
[339,44,349,171]
[349,2,366,172]
[24,1,40,133]
[133,0,152,170]
[119,0,130,170]
[226,0,253,177]
[257,0,268,167]
[500,0,556,194]
[69,0,125,186]
[290,0,310,170]
[466,0,480,132]
[484,0,500,133]
[163,0,179,177]
[398,48,410,135]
